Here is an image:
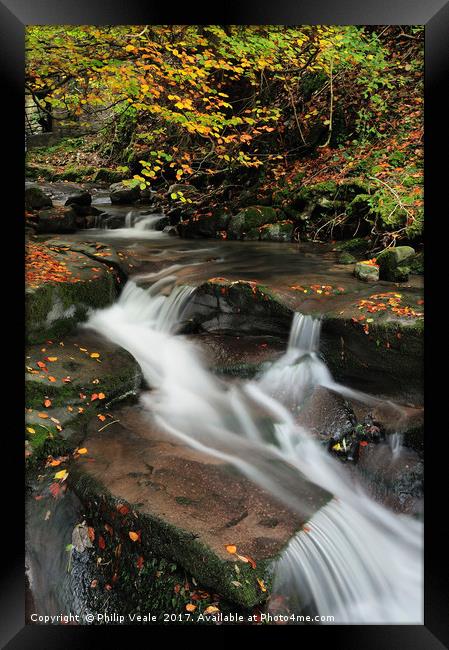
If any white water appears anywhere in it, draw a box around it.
[85,279,423,624]
[100,211,167,239]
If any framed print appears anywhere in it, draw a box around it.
[1,0,447,647]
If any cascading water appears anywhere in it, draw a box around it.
[100,210,167,239]
[85,278,423,624]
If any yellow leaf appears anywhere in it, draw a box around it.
[225,545,237,554]
[47,357,58,362]
[54,469,68,481]
[257,578,267,592]
[27,427,35,434]
[90,353,100,358]
[185,604,197,612]
[38,413,49,419]
[204,605,220,614]
[77,448,88,455]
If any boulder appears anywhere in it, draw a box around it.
[227,206,282,240]
[26,241,124,344]
[184,278,293,336]
[376,246,415,282]
[109,182,141,204]
[25,186,53,211]
[179,208,231,239]
[64,190,92,207]
[36,206,77,234]
[354,261,379,282]
[338,252,357,264]
[259,221,294,242]
[163,225,179,237]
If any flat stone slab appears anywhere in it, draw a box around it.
[73,403,330,607]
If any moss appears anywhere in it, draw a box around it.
[334,238,370,254]
[70,469,276,609]
[92,168,128,184]
[228,206,280,239]
[338,252,357,264]
[26,272,118,345]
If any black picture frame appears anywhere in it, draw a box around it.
[2,1,448,647]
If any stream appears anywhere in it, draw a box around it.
[27,193,424,624]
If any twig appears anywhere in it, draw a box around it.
[98,420,120,432]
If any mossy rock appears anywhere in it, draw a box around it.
[228,206,282,240]
[259,221,294,242]
[321,316,423,404]
[333,238,370,255]
[338,252,357,264]
[376,247,415,282]
[36,206,77,234]
[92,168,128,184]
[354,262,379,282]
[25,185,53,211]
[109,181,141,204]
[26,242,123,344]
[179,207,231,239]
[184,278,293,336]
[408,252,424,275]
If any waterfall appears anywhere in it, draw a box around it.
[100,210,167,239]
[85,279,423,624]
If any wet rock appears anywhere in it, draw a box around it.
[354,261,379,282]
[163,225,178,237]
[321,316,424,405]
[185,278,293,336]
[65,190,92,207]
[69,404,330,608]
[26,241,124,344]
[259,221,294,242]
[228,206,282,240]
[36,206,77,234]
[25,330,141,446]
[194,333,285,378]
[109,181,141,204]
[376,246,415,282]
[297,387,356,441]
[178,207,231,239]
[356,442,423,514]
[25,185,53,211]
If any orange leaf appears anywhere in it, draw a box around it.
[98,392,106,400]
[185,604,197,612]
[44,399,52,408]
[129,531,139,542]
[98,414,106,421]
[38,412,49,419]
[225,545,237,554]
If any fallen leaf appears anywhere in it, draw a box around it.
[204,605,220,614]
[72,522,94,552]
[185,604,197,612]
[225,545,237,554]
[98,414,106,422]
[77,448,88,455]
[257,578,267,592]
[129,531,139,542]
[98,535,106,550]
[136,556,144,570]
[90,352,100,358]
[54,469,68,481]
[98,392,106,400]
[44,399,52,408]
[38,412,49,419]
[27,427,35,434]
[46,357,58,362]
